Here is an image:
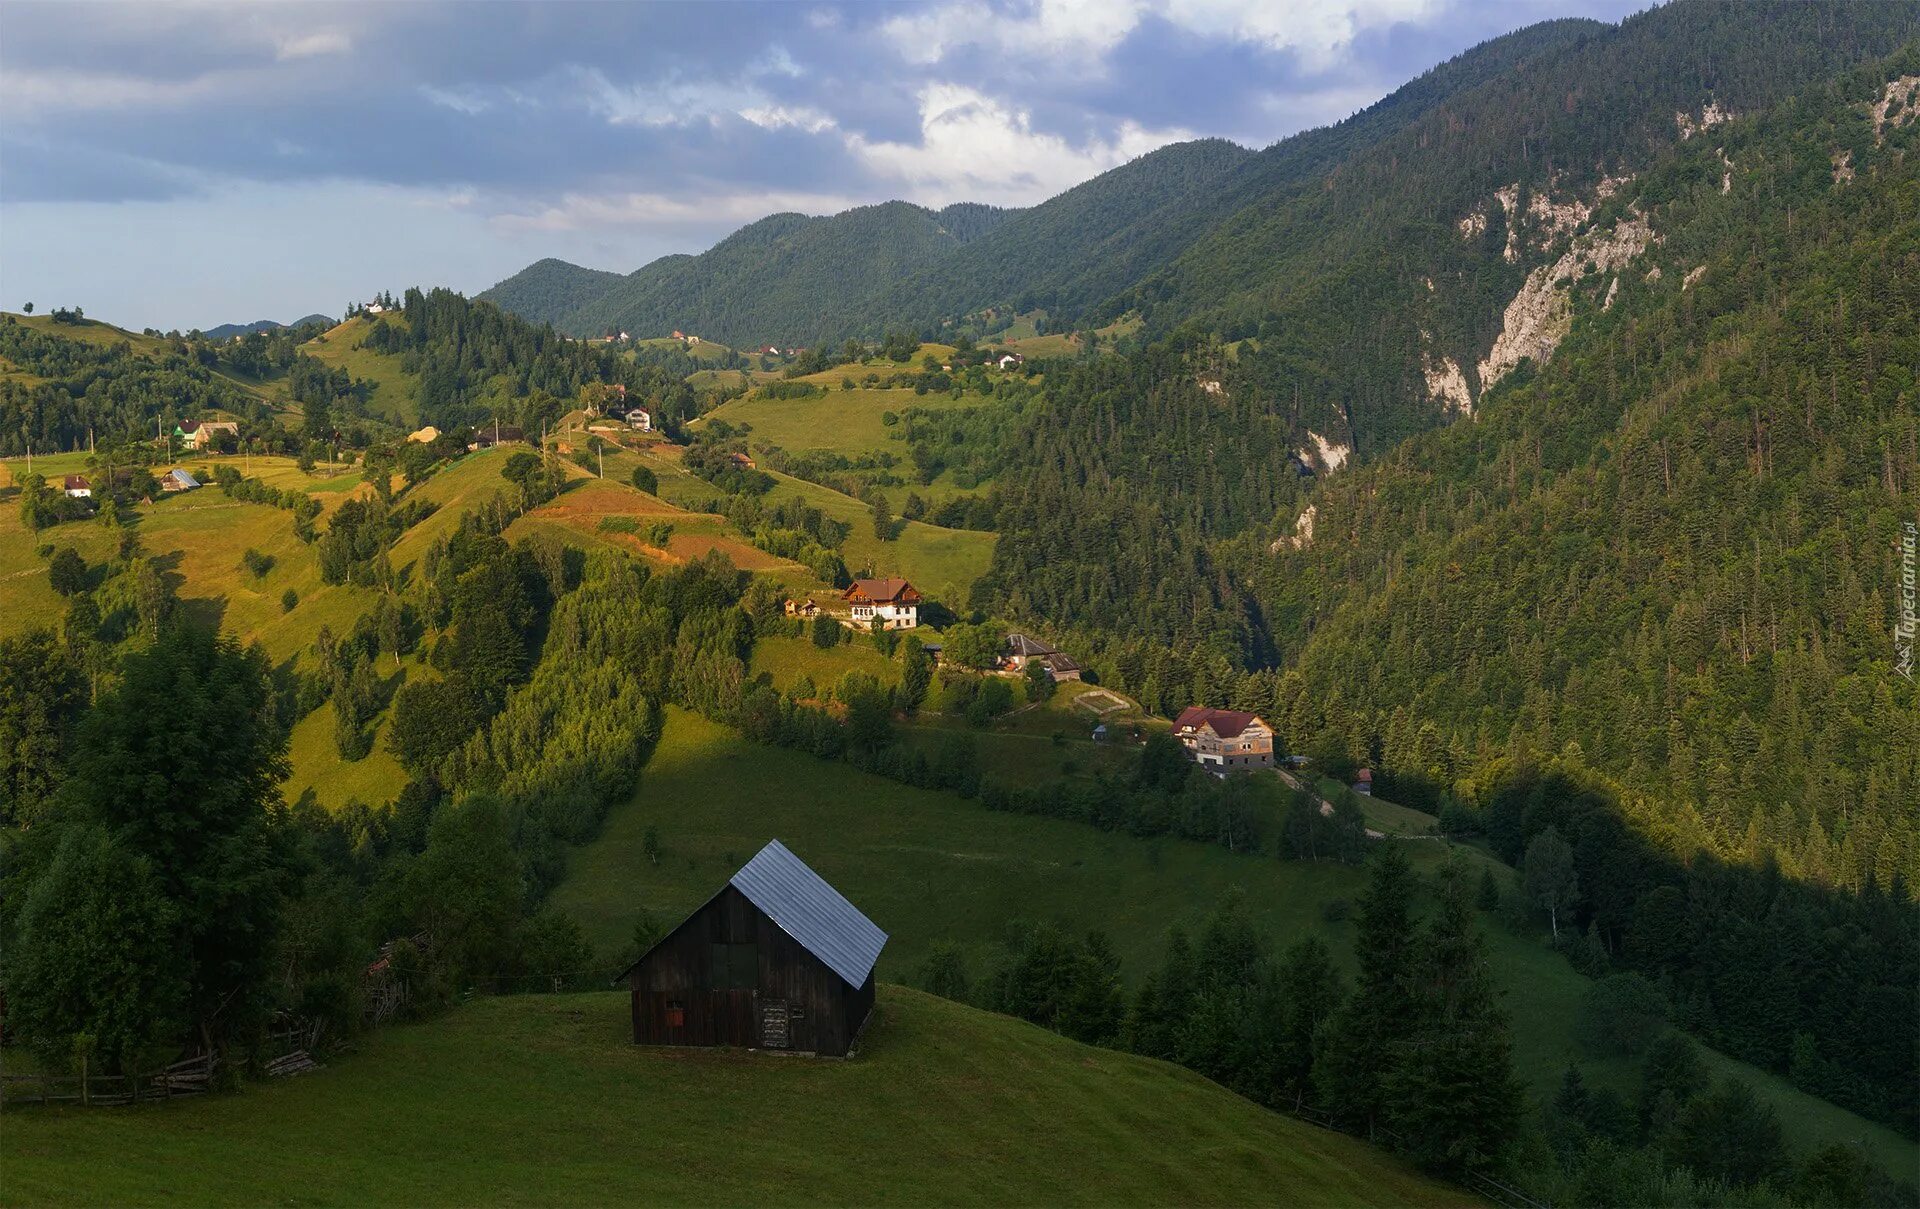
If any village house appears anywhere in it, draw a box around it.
[615,840,887,1057]
[62,474,92,499]
[469,424,526,451]
[996,352,1024,371]
[1002,633,1082,680]
[1352,768,1374,796]
[627,406,653,432]
[784,597,821,619]
[1172,706,1276,771]
[159,468,200,493]
[177,420,239,451]
[843,577,921,630]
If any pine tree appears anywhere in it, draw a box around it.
[1383,857,1522,1175]
[1315,845,1416,1131]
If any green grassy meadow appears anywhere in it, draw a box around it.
[301,318,423,425]
[550,709,1920,1178]
[699,383,983,460]
[0,989,1467,1208]
[765,469,995,605]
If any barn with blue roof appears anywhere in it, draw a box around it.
[615,840,888,1056]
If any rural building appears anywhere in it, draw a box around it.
[469,425,526,450]
[996,352,1024,370]
[1172,706,1275,770]
[627,407,653,432]
[159,468,200,493]
[1352,768,1373,796]
[843,578,921,630]
[1003,633,1082,680]
[62,474,92,498]
[784,597,821,619]
[177,420,239,451]
[616,840,887,1057]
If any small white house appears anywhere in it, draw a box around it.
[627,407,653,432]
[62,474,92,499]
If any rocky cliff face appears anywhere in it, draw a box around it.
[1477,212,1656,391]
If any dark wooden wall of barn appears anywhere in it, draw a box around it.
[627,885,874,1057]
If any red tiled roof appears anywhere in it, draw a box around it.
[63,474,90,490]
[1355,768,1373,783]
[843,577,920,605]
[1173,706,1264,740]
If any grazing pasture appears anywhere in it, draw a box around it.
[0,989,1467,1208]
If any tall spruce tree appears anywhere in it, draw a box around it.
[1315,844,1416,1131]
[1384,857,1522,1175]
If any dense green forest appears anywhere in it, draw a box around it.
[359,288,695,432]
[481,201,1011,348]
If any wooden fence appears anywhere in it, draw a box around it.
[0,1051,218,1109]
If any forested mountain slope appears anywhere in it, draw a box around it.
[958,46,1920,1137]
[978,44,1920,891]
[479,20,1599,350]
[1258,52,1920,892]
[866,18,1605,339]
[481,201,1011,347]
[474,258,627,329]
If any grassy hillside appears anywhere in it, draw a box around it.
[0,453,380,669]
[765,470,994,606]
[551,709,1920,1178]
[301,318,421,426]
[0,989,1466,1208]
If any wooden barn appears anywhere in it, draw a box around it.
[615,840,888,1057]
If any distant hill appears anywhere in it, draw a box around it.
[0,988,1470,1206]
[482,200,1012,348]
[202,315,334,340]
[475,20,1602,350]
[471,259,626,329]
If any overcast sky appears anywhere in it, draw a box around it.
[1,0,1646,331]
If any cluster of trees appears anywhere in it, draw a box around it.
[1484,757,1920,1135]
[356,288,689,434]
[924,854,1521,1180]
[0,316,273,457]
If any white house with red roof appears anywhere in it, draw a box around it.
[1172,706,1275,770]
[842,577,921,630]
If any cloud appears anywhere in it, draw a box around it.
[849,83,1192,207]
[489,188,861,232]
[276,29,351,61]
[881,0,1442,71]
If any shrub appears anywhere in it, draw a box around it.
[242,548,274,578]
[48,547,87,596]
[1577,972,1670,1057]
[629,465,658,495]
[281,588,299,613]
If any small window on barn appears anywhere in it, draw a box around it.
[666,1000,685,1028]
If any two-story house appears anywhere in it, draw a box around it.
[842,578,921,630]
[1172,706,1275,771]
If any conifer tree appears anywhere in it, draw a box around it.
[1383,857,1522,1175]
[1315,844,1415,1132]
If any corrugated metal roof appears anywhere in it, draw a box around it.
[730,840,887,988]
